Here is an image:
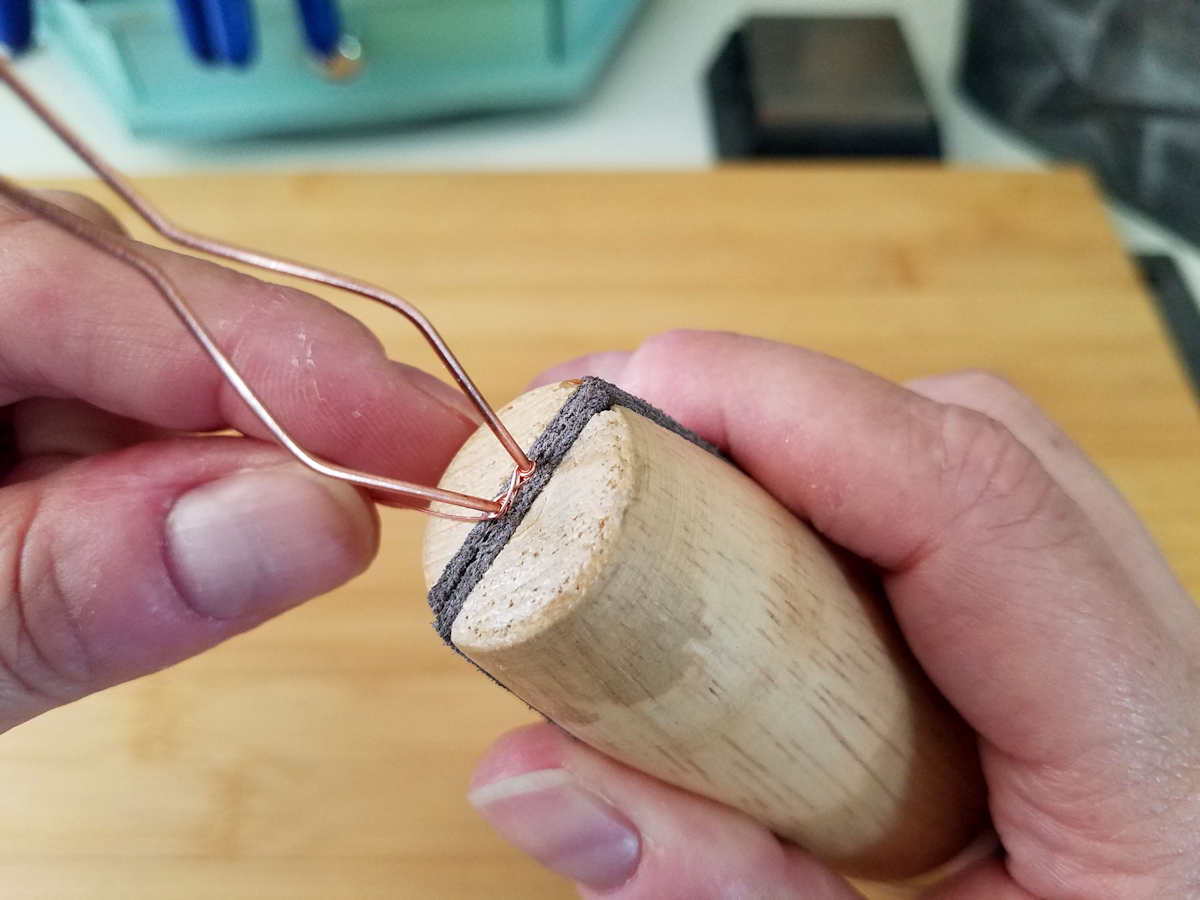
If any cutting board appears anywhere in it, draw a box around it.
[2,168,1196,899]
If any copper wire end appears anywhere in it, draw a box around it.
[0,60,533,522]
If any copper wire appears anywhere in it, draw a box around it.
[0,59,533,521]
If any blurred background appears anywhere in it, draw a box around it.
[3,0,1198,318]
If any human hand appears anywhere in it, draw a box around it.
[0,191,477,733]
[466,331,1200,899]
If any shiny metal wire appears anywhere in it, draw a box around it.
[0,60,533,521]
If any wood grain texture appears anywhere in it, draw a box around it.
[3,167,1197,899]
[424,381,986,878]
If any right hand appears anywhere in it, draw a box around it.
[467,330,1200,899]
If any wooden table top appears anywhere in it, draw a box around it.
[3,168,1197,899]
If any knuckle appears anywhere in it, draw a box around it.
[938,369,1074,458]
[952,367,1014,386]
[956,372,1044,429]
[0,215,78,313]
[0,488,93,711]
[0,189,124,236]
[928,369,1031,407]
[0,199,35,234]
[212,280,388,428]
[637,328,712,360]
[31,190,126,234]
[933,403,1064,539]
[950,368,1023,397]
[0,208,51,282]
[631,329,740,382]
[604,329,708,396]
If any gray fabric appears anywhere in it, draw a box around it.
[427,377,723,650]
[959,0,1200,246]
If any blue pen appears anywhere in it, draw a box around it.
[0,0,34,56]
[200,0,256,67]
[295,0,341,59]
[172,0,216,63]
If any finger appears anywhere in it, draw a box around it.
[604,331,1200,892]
[4,398,171,483]
[32,190,128,235]
[905,371,1191,620]
[605,331,1195,766]
[12,397,168,457]
[468,723,865,900]
[0,201,478,488]
[0,436,377,732]
[2,197,148,482]
[527,351,633,391]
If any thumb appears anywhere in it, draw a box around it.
[0,437,377,731]
[468,723,864,900]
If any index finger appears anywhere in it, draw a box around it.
[0,198,478,487]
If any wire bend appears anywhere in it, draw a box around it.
[0,59,533,521]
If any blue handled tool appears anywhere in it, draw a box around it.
[0,0,34,56]
[172,0,338,67]
[172,0,216,63]
[200,0,256,66]
[295,0,341,59]
[32,0,646,139]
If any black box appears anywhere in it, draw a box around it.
[708,16,941,159]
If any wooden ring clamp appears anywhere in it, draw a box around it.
[2,60,986,880]
[425,379,987,879]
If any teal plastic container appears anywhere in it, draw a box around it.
[38,0,644,139]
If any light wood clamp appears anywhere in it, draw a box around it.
[424,379,986,879]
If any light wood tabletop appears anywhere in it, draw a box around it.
[3,168,1197,899]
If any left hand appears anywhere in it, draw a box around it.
[0,191,478,732]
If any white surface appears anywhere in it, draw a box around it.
[2,0,1198,298]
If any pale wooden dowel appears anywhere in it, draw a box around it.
[424,382,986,879]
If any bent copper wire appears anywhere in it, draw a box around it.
[0,59,533,521]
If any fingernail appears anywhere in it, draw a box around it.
[468,769,640,891]
[166,466,377,620]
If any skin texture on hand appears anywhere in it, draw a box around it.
[468,331,1200,900]
[0,192,477,732]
